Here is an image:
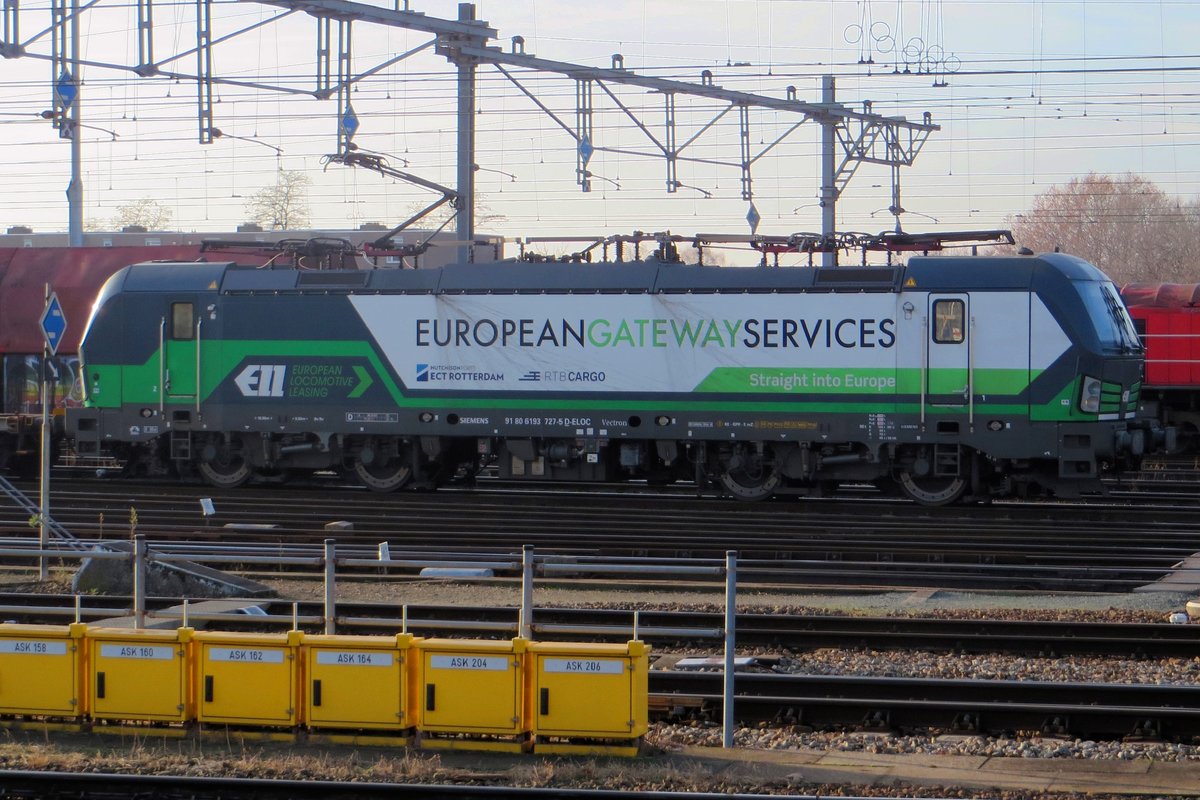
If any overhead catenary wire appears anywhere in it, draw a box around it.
[2,1,1199,239]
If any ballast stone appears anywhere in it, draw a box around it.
[72,540,274,598]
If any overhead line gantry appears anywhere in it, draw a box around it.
[2,0,939,263]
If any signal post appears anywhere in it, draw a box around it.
[38,287,67,580]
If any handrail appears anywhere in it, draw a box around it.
[968,316,976,428]
[158,317,166,415]
[195,316,203,418]
[919,315,927,427]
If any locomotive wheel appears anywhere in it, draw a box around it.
[719,466,781,501]
[897,472,968,506]
[198,446,252,489]
[353,456,413,492]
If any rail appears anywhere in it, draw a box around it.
[0,769,916,800]
[4,598,1199,657]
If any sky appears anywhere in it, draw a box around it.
[1,0,1199,262]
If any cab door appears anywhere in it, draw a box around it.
[926,295,969,407]
[163,299,199,401]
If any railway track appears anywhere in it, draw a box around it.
[49,459,1200,503]
[1109,454,1200,498]
[653,671,1200,740]
[0,770,806,800]
[7,479,1200,566]
[5,594,1197,659]
[9,532,1196,592]
[4,479,1200,591]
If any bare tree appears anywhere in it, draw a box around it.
[245,170,311,230]
[110,197,173,231]
[678,245,728,265]
[1001,172,1200,285]
[402,195,505,231]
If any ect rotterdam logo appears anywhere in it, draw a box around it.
[414,363,503,384]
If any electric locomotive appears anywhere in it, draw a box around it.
[67,252,1156,505]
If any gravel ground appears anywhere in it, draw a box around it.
[265,576,1198,621]
[648,722,1200,762]
[773,648,1200,685]
[0,735,1165,800]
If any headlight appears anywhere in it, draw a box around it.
[1080,376,1102,413]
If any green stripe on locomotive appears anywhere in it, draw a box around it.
[88,341,1083,422]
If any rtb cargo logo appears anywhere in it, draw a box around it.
[235,365,287,397]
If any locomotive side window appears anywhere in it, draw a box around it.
[171,303,194,340]
[932,299,965,344]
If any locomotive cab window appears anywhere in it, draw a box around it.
[932,299,965,344]
[171,303,194,340]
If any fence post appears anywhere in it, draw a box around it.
[324,538,336,634]
[723,550,737,749]
[38,303,49,581]
[519,545,534,639]
[133,534,147,629]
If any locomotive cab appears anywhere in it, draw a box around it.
[71,262,230,477]
[1034,256,1156,469]
[888,253,1156,502]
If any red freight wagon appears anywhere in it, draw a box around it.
[1121,283,1200,449]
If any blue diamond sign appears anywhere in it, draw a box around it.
[40,293,67,357]
[339,103,360,142]
[746,202,761,234]
[54,70,77,110]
